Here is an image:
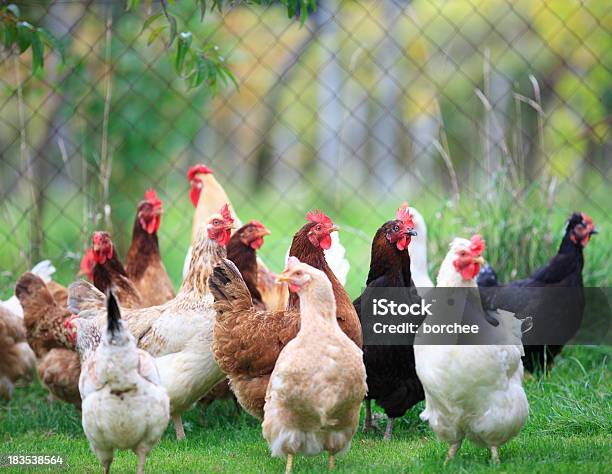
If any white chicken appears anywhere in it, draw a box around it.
[69,205,233,440]
[406,206,433,287]
[414,235,528,464]
[262,257,367,473]
[75,293,169,474]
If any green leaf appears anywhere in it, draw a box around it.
[175,32,192,74]
[167,15,177,47]
[192,55,208,88]
[147,25,167,46]
[2,22,17,49]
[126,0,140,12]
[39,28,65,63]
[30,30,44,72]
[16,23,32,53]
[199,0,207,21]
[6,4,20,17]
[141,11,163,32]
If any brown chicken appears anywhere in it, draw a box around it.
[91,231,143,309]
[0,306,36,400]
[126,189,175,306]
[15,273,81,408]
[208,210,362,419]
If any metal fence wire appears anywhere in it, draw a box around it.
[0,0,610,292]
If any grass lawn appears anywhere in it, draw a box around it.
[1,346,610,473]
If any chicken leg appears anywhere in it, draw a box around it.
[490,446,499,464]
[362,399,373,432]
[173,414,185,440]
[285,454,294,474]
[383,417,394,441]
[444,441,462,465]
[328,453,335,471]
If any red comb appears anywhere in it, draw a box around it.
[469,235,486,256]
[396,206,415,228]
[250,220,266,229]
[219,203,234,223]
[187,164,213,181]
[306,209,333,226]
[144,188,162,205]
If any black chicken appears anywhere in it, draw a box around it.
[477,212,597,372]
[353,207,423,440]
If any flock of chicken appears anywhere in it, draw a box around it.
[0,164,597,473]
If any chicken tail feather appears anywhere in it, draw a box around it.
[106,291,122,337]
[208,258,254,314]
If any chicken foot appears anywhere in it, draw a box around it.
[362,399,373,432]
[173,414,186,440]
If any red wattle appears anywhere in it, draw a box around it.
[320,234,332,250]
[250,237,264,250]
[190,187,201,208]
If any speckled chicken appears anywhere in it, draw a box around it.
[0,306,36,400]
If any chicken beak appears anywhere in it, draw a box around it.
[275,273,290,284]
[153,208,164,216]
[474,256,485,265]
[330,225,340,233]
[590,227,598,235]
[260,227,272,237]
[406,229,417,237]
[226,223,236,230]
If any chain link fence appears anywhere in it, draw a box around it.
[1,0,610,294]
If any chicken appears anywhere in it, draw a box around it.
[1,260,67,317]
[226,220,271,309]
[405,205,434,288]
[199,220,272,413]
[262,257,367,473]
[352,206,423,440]
[15,272,81,408]
[126,189,175,306]
[415,235,528,464]
[208,210,362,420]
[185,164,350,306]
[68,205,234,440]
[0,306,36,400]
[476,212,597,372]
[77,292,169,474]
[91,231,143,309]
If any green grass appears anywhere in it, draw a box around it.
[1,346,610,473]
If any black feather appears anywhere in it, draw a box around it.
[106,290,122,336]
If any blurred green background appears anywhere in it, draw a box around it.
[1,0,610,298]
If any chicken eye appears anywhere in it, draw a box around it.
[316,225,322,231]
[213,219,219,225]
[393,225,399,232]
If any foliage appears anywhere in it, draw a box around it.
[132,0,317,89]
[0,3,63,72]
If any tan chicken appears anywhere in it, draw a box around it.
[15,273,81,408]
[68,205,234,440]
[126,189,175,306]
[0,306,36,400]
[262,257,367,473]
[208,210,362,420]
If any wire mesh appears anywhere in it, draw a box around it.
[0,0,610,294]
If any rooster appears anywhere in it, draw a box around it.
[263,258,367,473]
[353,206,423,440]
[415,235,528,464]
[15,273,81,408]
[477,212,597,372]
[185,164,350,307]
[0,306,36,400]
[126,189,175,306]
[68,204,234,440]
[90,231,143,309]
[208,210,362,420]
[76,293,169,474]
